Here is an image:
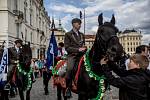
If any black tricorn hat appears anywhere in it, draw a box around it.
[72,18,82,24]
[14,39,23,44]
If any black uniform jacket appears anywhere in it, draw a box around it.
[64,30,85,56]
[102,64,150,100]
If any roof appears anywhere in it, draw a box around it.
[123,29,137,33]
[85,35,95,39]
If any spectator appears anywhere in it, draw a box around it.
[100,54,150,100]
[125,45,149,70]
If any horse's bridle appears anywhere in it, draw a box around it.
[97,34,117,54]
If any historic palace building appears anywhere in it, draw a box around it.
[0,0,50,58]
[118,29,142,55]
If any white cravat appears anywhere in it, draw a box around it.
[75,32,79,36]
[73,29,79,36]
[15,46,19,53]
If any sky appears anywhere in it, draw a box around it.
[44,0,150,44]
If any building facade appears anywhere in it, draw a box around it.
[118,29,142,55]
[84,35,95,48]
[0,0,50,58]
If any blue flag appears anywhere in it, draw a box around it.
[0,48,8,89]
[46,30,58,69]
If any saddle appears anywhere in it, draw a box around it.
[53,57,84,93]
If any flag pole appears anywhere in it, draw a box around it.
[84,9,85,35]
[52,29,55,68]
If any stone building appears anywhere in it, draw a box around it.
[118,29,142,55]
[84,35,95,48]
[0,0,50,58]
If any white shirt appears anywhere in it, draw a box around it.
[15,46,19,53]
[125,58,130,70]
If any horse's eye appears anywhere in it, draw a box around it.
[99,29,104,33]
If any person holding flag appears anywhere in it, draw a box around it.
[43,18,58,95]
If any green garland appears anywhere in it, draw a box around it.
[52,50,106,99]
[17,62,32,90]
[84,49,106,100]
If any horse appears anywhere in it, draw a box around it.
[15,43,33,100]
[54,13,124,100]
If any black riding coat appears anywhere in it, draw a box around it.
[102,64,150,100]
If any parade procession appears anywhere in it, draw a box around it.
[0,0,150,100]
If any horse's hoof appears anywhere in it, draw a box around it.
[32,80,36,83]
[65,88,72,98]
[4,84,11,90]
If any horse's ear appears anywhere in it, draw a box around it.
[98,13,103,26]
[110,14,115,25]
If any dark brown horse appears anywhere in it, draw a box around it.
[55,13,124,100]
[16,43,33,100]
[77,13,123,100]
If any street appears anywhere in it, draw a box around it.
[9,77,118,100]
[10,77,78,100]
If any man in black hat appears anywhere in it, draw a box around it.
[7,39,23,97]
[64,18,87,97]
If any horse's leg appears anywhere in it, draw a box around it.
[4,90,9,100]
[57,85,62,100]
[0,90,9,100]
[43,71,50,95]
[78,94,88,100]
[26,89,31,100]
[16,77,24,100]
[62,89,67,100]
[17,86,24,100]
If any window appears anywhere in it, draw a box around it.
[128,48,129,52]
[39,18,41,29]
[14,0,18,10]
[31,32,33,43]
[30,0,32,7]
[24,7,27,22]
[30,13,32,25]
[25,29,27,42]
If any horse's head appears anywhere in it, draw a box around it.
[93,13,123,62]
[20,43,32,67]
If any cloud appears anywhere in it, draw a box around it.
[45,0,150,44]
[49,3,82,14]
[142,34,150,45]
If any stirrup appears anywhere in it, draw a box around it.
[4,83,11,90]
[65,88,72,98]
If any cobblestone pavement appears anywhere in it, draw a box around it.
[10,78,77,100]
[9,78,118,100]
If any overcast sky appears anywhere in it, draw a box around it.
[44,0,150,44]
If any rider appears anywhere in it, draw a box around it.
[64,18,86,97]
[7,39,23,97]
